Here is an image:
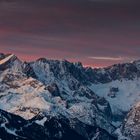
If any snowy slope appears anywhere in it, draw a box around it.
[0,54,14,65]
[0,53,139,139]
[90,78,140,116]
[0,109,87,140]
[0,54,116,139]
[30,58,140,124]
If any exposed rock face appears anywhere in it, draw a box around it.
[89,61,140,83]
[0,109,87,140]
[30,57,140,123]
[0,109,116,140]
[0,54,117,139]
[30,59,140,85]
[47,83,60,97]
[0,53,140,139]
[120,102,140,140]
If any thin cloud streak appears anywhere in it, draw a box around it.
[88,56,134,61]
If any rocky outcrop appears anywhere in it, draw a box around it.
[120,102,140,140]
[0,54,116,139]
[0,109,117,140]
[0,53,140,139]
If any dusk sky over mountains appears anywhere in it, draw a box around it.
[0,0,140,67]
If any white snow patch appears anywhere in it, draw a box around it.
[92,131,100,140]
[35,117,47,126]
[0,117,18,137]
[90,78,140,115]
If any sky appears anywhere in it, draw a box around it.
[0,0,140,67]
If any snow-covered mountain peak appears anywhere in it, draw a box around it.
[0,53,140,139]
[0,54,15,65]
[0,53,22,70]
[0,54,36,77]
[0,53,117,138]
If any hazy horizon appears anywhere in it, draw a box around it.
[1,52,140,68]
[0,0,140,67]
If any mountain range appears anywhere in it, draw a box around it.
[0,53,140,140]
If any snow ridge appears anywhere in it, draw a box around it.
[0,54,15,65]
[0,53,139,139]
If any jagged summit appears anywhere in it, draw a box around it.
[0,52,117,140]
[0,53,22,72]
[0,53,140,139]
[0,53,140,72]
[0,54,15,65]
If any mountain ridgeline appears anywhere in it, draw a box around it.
[0,53,140,140]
